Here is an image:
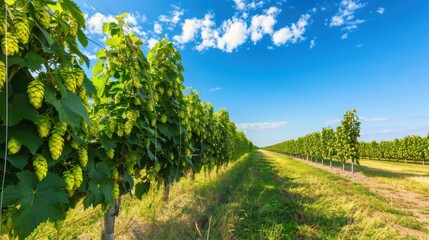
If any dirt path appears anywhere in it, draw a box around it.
[268,151,429,230]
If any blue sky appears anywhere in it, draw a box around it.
[77,0,429,147]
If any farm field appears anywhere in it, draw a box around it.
[1,1,429,239]
[27,150,429,239]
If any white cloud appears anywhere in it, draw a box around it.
[196,14,218,51]
[330,15,344,27]
[272,14,310,46]
[159,5,184,27]
[330,0,366,33]
[217,17,248,52]
[341,33,348,39]
[361,117,389,122]
[86,12,115,35]
[356,43,363,48]
[154,22,163,34]
[310,39,315,49]
[249,7,280,44]
[209,87,222,92]
[173,18,202,45]
[148,38,159,49]
[324,118,342,125]
[248,1,265,9]
[237,121,288,131]
[377,7,385,15]
[86,12,146,36]
[234,0,264,11]
[234,0,246,10]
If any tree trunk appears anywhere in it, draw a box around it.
[342,162,345,171]
[330,159,332,168]
[351,161,354,174]
[322,158,324,165]
[101,197,121,240]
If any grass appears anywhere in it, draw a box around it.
[301,155,429,199]
[25,150,428,239]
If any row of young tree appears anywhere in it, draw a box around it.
[360,135,429,164]
[0,1,253,239]
[265,109,361,173]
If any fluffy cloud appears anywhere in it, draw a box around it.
[377,7,385,15]
[234,0,246,10]
[86,12,115,35]
[154,22,162,34]
[234,0,264,11]
[217,17,248,52]
[272,14,310,46]
[148,38,159,49]
[249,7,280,44]
[172,5,310,52]
[237,121,288,131]
[159,5,184,26]
[173,18,202,45]
[330,0,366,32]
[86,12,146,36]
[196,14,218,51]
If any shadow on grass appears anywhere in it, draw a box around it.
[134,151,351,239]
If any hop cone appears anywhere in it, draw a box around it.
[7,136,21,155]
[12,13,30,44]
[0,60,6,90]
[77,146,88,167]
[69,20,78,37]
[72,166,83,189]
[27,79,44,109]
[33,154,48,181]
[35,7,50,29]
[37,113,51,137]
[1,33,19,56]
[49,122,67,160]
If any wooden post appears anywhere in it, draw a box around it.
[163,181,170,202]
[101,197,121,240]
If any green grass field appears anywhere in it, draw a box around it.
[27,150,428,239]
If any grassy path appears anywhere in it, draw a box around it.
[271,151,429,231]
[29,150,428,239]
